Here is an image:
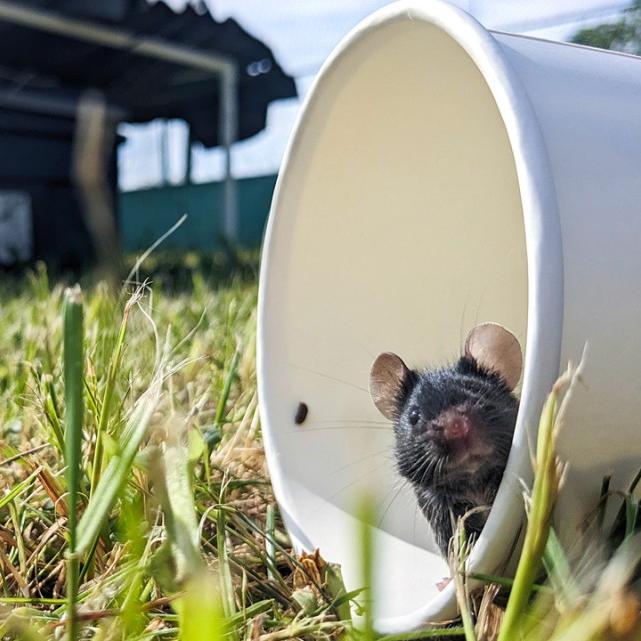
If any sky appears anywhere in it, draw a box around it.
[118,0,630,191]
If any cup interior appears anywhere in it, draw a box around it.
[259,13,532,627]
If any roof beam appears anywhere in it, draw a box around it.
[0,87,127,120]
[0,0,235,75]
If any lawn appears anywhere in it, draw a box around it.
[1,255,640,641]
[1,256,345,640]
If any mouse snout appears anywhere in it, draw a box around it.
[431,409,473,442]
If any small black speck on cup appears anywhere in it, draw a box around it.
[294,402,308,425]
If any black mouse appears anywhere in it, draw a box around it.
[369,323,522,558]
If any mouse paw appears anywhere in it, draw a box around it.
[436,577,452,591]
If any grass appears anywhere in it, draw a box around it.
[1,254,641,641]
[0,257,296,640]
[62,285,84,639]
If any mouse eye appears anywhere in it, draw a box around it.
[408,407,421,425]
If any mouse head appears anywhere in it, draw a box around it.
[369,323,522,485]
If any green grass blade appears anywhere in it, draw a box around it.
[161,424,203,579]
[378,630,467,640]
[596,474,611,530]
[325,564,353,622]
[42,375,65,454]
[0,597,66,605]
[497,377,563,641]
[63,285,84,641]
[625,498,639,539]
[466,572,550,593]
[265,503,277,582]
[90,298,133,496]
[75,381,162,556]
[176,572,226,641]
[609,467,641,546]
[542,526,581,612]
[9,501,28,582]
[214,346,240,428]
[226,599,273,628]
[0,467,42,510]
[216,499,237,628]
[0,609,49,641]
[451,522,476,641]
[357,494,375,641]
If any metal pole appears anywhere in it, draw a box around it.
[221,64,238,243]
[161,120,170,186]
[184,126,193,186]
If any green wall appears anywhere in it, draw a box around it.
[119,174,277,251]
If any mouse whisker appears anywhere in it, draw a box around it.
[327,447,393,475]
[327,458,393,501]
[377,478,413,527]
[281,425,390,435]
[415,453,438,488]
[287,364,369,393]
[313,419,393,426]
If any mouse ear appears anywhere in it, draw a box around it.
[464,323,523,390]
[369,352,411,420]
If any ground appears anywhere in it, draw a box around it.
[1,255,640,641]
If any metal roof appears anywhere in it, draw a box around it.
[0,0,297,146]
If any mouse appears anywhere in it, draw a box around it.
[368,322,522,558]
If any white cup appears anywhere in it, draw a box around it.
[258,0,641,631]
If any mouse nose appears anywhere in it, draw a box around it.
[432,410,472,441]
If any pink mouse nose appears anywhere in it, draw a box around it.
[433,410,473,441]
[445,415,472,440]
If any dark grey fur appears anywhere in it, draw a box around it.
[392,356,519,556]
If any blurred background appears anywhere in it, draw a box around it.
[0,0,639,273]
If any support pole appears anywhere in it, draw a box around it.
[184,125,193,186]
[161,119,171,186]
[220,64,239,243]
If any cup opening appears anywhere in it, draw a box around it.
[258,0,563,631]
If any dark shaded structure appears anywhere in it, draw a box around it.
[0,0,296,269]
